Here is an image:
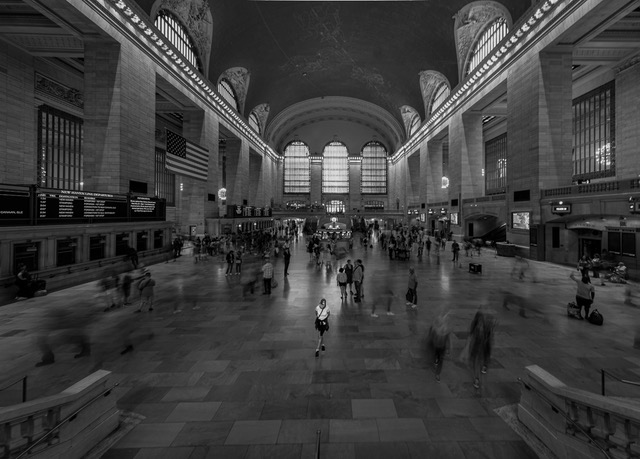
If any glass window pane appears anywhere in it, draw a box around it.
[284,141,310,194]
[322,142,349,194]
[155,10,202,72]
[361,141,387,194]
[467,18,508,76]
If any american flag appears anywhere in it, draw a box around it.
[165,130,209,181]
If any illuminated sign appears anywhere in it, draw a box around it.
[552,204,571,215]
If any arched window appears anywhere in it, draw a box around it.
[361,141,387,194]
[155,10,202,72]
[284,141,310,194]
[408,114,421,137]
[218,79,238,111]
[429,82,450,117]
[248,112,260,133]
[466,17,508,76]
[322,141,349,194]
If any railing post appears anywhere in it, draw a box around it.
[22,376,27,403]
[601,369,605,396]
[315,429,321,459]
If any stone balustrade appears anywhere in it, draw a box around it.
[518,365,640,459]
[0,370,118,459]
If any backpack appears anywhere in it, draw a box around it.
[588,309,604,326]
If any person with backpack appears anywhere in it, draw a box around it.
[570,271,595,320]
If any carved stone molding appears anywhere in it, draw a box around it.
[614,54,640,74]
[153,0,213,76]
[454,1,511,80]
[419,70,450,119]
[251,103,270,135]
[35,73,83,110]
[219,67,251,115]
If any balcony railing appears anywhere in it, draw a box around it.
[542,179,640,198]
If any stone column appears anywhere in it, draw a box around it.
[83,40,155,194]
[427,139,444,204]
[506,50,573,224]
[449,112,483,202]
[310,158,322,205]
[348,158,361,212]
[248,149,264,206]
[224,137,249,207]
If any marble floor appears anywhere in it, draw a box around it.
[1,237,639,459]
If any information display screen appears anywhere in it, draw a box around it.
[0,186,32,226]
[36,189,129,224]
[129,196,165,221]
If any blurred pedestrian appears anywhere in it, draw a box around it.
[428,311,452,382]
[406,267,418,309]
[135,271,155,312]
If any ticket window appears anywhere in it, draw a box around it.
[137,231,148,252]
[115,233,129,256]
[57,239,77,267]
[14,242,40,273]
[153,230,163,249]
[89,236,106,261]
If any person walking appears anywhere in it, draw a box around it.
[451,240,460,263]
[235,250,243,275]
[570,271,595,320]
[121,271,133,305]
[406,267,418,309]
[225,250,235,275]
[314,298,330,357]
[466,308,496,389]
[425,237,432,257]
[353,259,364,302]
[428,311,452,382]
[134,271,155,312]
[337,267,347,300]
[262,256,274,294]
[344,260,354,295]
[283,246,291,276]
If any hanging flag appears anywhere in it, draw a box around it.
[165,130,209,181]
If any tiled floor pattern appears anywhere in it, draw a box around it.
[1,236,639,459]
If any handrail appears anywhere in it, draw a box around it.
[601,369,640,396]
[517,377,611,459]
[0,375,27,403]
[315,429,321,459]
[15,382,118,459]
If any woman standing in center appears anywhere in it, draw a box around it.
[314,298,330,357]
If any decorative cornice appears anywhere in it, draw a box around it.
[391,0,564,164]
[614,54,640,74]
[99,0,279,161]
[35,72,83,109]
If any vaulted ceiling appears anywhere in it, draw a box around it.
[136,0,533,152]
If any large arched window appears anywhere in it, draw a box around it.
[322,141,349,194]
[284,141,310,194]
[466,17,508,76]
[361,141,387,194]
[248,112,260,134]
[155,10,202,72]
[429,82,450,117]
[408,114,421,137]
[218,79,238,112]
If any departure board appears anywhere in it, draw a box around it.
[0,186,32,226]
[36,189,129,224]
[129,196,165,221]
